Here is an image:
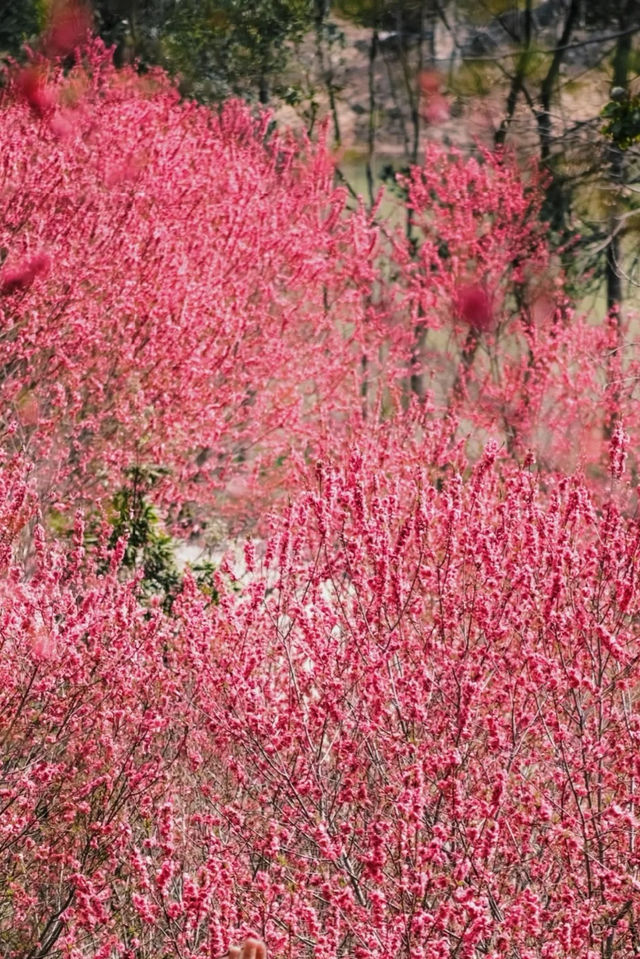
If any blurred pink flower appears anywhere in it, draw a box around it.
[15,66,55,117]
[455,283,494,331]
[43,1,92,58]
[49,109,75,140]
[418,70,450,125]
[1,253,51,295]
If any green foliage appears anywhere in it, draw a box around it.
[93,0,314,101]
[1,1,314,102]
[187,558,221,604]
[104,466,225,609]
[108,465,181,607]
[601,93,640,150]
[175,0,313,101]
[0,0,42,56]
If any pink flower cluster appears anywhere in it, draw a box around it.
[2,30,640,959]
[1,42,382,516]
[2,430,640,956]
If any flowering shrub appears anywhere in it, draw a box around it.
[0,456,188,956]
[386,149,640,474]
[4,40,639,522]
[394,146,552,335]
[3,30,640,959]
[0,43,383,516]
[187,434,640,958]
[0,453,272,957]
[4,427,640,956]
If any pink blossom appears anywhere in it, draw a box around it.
[15,66,55,117]
[455,282,494,330]
[1,252,51,295]
[43,1,92,58]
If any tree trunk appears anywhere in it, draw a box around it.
[494,0,532,146]
[604,5,632,435]
[366,27,379,208]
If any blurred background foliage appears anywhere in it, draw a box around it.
[2,0,640,307]
[1,0,318,100]
[0,0,42,53]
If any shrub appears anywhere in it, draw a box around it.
[188,434,640,956]
[0,43,382,518]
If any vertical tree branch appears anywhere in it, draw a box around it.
[535,0,580,163]
[366,26,379,208]
[494,0,533,147]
